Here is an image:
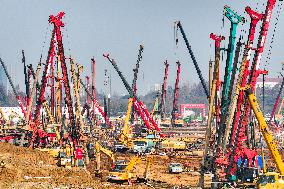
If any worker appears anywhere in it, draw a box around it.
[75,146,84,167]
[64,144,72,167]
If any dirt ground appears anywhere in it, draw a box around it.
[87,149,210,188]
[0,142,148,189]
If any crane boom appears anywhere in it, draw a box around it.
[225,6,262,149]
[159,61,169,120]
[0,58,26,117]
[175,21,209,98]
[171,61,181,126]
[104,54,161,133]
[246,88,284,175]
[220,6,243,122]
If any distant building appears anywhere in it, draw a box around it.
[0,66,7,94]
[149,83,161,92]
[256,77,281,88]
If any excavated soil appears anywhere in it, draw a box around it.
[0,142,149,189]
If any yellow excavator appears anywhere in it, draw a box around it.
[246,88,284,189]
[95,141,116,176]
[108,155,154,183]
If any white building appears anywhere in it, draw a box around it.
[256,77,281,88]
[149,83,161,92]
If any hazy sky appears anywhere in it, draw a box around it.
[0,0,283,96]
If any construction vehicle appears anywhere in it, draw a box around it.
[118,97,134,150]
[219,6,243,143]
[246,88,284,189]
[169,62,186,128]
[174,21,209,98]
[104,53,162,134]
[95,141,116,176]
[226,0,277,180]
[157,139,186,151]
[130,45,144,123]
[108,156,153,182]
[168,163,183,173]
[159,61,169,120]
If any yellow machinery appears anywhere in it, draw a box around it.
[173,119,184,127]
[151,95,159,116]
[25,63,41,130]
[95,141,116,175]
[158,139,186,150]
[55,55,62,123]
[108,155,153,182]
[246,89,284,189]
[70,58,85,132]
[119,98,134,148]
[38,148,62,158]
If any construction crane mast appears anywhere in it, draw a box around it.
[0,58,26,117]
[227,0,277,178]
[131,45,144,122]
[104,54,161,133]
[201,33,225,188]
[222,6,262,149]
[220,6,243,131]
[32,12,77,147]
[175,21,209,98]
[91,58,96,116]
[171,61,181,127]
[22,50,30,105]
[159,61,169,120]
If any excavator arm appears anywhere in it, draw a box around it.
[95,142,116,172]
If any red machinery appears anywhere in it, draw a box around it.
[91,58,96,114]
[159,61,169,120]
[228,1,276,177]
[171,61,181,126]
[104,53,162,134]
[31,12,77,147]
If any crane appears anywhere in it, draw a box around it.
[171,61,181,127]
[0,58,26,117]
[91,58,96,119]
[32,12,77,147]
[201,33,225,188]
[119,97,134,148]
[246,88,284,188]
[159,61,169,120]
[222,6,262,149]
[217,37,243,146]
[22,50,30,106]
[220,6,243,131]
[70,58,85,133]
[227,0,278,178]
[104,53,162,134]
[79,78,113,128]
[130,45,144,123]
[175,21,209,98]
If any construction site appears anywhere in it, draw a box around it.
[0,0,284,188]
